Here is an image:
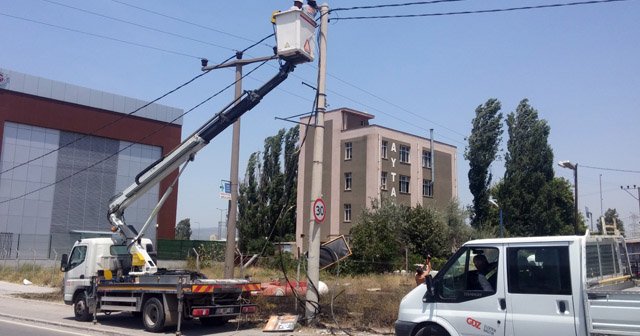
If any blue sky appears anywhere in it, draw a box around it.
[1,0,639,236]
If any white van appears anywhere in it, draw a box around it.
[395,234,640,336]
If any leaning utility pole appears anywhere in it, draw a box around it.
[306,3,329,322]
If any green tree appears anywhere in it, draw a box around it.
[175,218,192,240]
[237,127,299,253]
[496,99,580,236]
[402,205,450,258]
[443,200,474,252]
[465,99,503,230]
[349,199,407,273]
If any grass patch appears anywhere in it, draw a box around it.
[0,264,63,287]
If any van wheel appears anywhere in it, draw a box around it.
[415,324,450,336]
[200,316,230,326]
[73,292,92,322]
[142,298,166,332]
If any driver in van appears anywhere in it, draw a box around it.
[473,254,494,291]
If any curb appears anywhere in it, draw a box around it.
[0,312,132,336]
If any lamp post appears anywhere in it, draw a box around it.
[558,160,579,235]
[489,198,504,238]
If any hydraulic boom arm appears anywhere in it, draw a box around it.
[107,61,296,275]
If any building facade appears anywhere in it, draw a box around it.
[0,69,182,258]
[296,108,457,250]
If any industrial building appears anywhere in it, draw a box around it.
[0,68,182,258]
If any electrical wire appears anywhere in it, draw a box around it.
[332,0,469,12]
[334,0,632,20]
[41,0,236,52]
[109,0,267,46]
[581,165,640,174]
[0,58,272,205]
[0,12,203,60]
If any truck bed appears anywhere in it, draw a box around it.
[587,280,640,335]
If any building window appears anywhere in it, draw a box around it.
[400,175,410,194]
[423,179,433,197]
[345,142,352,160]
[381,140,388,159]
[422,150,432,168]
[344,172,352,191]
[400,145,410,163]
[381,171,388,190]
[344,204,352,222]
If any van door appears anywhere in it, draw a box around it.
[505,244,577,336]
[434,246,506,336]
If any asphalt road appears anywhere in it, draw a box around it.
[0,281,383,335]
[0,317,105,336]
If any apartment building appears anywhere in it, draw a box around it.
[296,107,457,250]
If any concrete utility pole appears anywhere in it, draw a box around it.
[201,52,279,278]
[306,3,329,322]
[224,52,243,279]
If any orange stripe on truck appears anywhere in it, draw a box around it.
[242,283,261,291]
[191,285,214,293]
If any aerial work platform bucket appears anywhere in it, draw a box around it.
[274,8,317,64]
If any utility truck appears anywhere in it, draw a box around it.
[60,6,317,333]
[396,233,640,336]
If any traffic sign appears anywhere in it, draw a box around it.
[313,198,326,223]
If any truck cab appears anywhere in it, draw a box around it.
[396,234,640,336]
[61,238,154,305]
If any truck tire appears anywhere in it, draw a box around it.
[73,292,92,322]
[142,297,166,332]
[200,316,230,326]
[415,324,450,336]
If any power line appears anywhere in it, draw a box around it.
[332,0,469,12]
[0,12,203,60]
[335,0,632,20]
[581,165,640,174]
[41,0,236,52]
[109,0,268,46]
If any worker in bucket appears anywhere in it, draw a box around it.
[291,0,318,18]
[415,254,432,286]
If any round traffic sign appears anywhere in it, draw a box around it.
[313,198,326,223]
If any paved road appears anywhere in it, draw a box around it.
[0,317,107,336]
[0,281,386,335]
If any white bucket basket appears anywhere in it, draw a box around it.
[274,8,317,63]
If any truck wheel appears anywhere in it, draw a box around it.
[200,316,230,326]
[415,324,450,336]
[73,292,92,322]
[142,297,166,332]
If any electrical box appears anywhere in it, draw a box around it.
[274,8,317,64]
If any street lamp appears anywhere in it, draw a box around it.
[489,198,504,238]
[558,160,579,235]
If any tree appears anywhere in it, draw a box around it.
[237,126,299,253]
[175,218,192,240]
[496,99,580,236]
[349,198,408,273]
[597,208,625,236]
[348,198,454,274]
[465,99,503,230]
[443,200,474,252]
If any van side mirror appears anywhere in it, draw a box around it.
[423,275,435,302]
[60,254,68,272]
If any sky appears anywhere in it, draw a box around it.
[1,0,639,238]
